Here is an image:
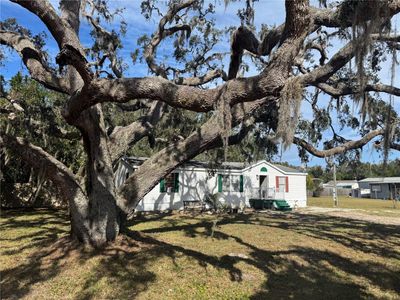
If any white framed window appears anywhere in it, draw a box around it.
[231,175,241,192]
[370,184,381,192]
[276,176,288,193]
[160,173,179,193]
[218,174,244,192]
[222,175,230,191]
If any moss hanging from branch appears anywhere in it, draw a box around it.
[383,46,398,164]
[349,0,391,118]
[344,0,397,164]
[276,77,303,149]
[215,90,232,162]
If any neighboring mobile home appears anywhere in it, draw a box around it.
[358,177,400,200]
[115,157,307,211]
[322,180,359,197]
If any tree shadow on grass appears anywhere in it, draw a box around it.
[1,209,399,299]
[1,209,70,298]
[133,212,400,260]
[266,212,400,260]
[0,209,69,254]
[248,247,398,299]
[126,212,400,298]
[0,209,161,299]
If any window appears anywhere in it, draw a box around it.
[370,184,381,192]
[231,175,241,192]
[218,174,244,192]
[222,175,230,191]
[160,173,179,193]
[276,176,289,193]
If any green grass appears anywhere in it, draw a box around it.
[308,196,400,215]
[1,209,400,299]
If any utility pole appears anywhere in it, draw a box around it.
[326,156,338,207]
[333,163,338,207]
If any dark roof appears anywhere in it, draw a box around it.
[273,164,304,174]
[325,180,357,185]
[176,160,244,170]
[359,177,400,184]
[123,157,304,173]
[123,157,244,170]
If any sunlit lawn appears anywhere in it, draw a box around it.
[308,196,400,217]
[1,209,399,299]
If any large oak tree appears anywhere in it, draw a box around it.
[1,0,399,247]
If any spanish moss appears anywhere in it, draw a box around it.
[276,77,303,149]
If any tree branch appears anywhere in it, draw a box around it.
[64,0,313,124]
[62,73,281,123]
[10,0,82,53]
[0,133,92,241]
[293,129,385,158]
[174,69,227,86]
[309,42,328,65]
[0,133,83,200]
[55,45,94,85]
[27,117,81,140]
[316,82,400,97]
[108,101,166,162]
[60,0,81,34]
[300,32,400,89]
[144,0,197,77]
[82,1,123,78]
[11,0,88,91]
[312,1,400,28]
[115,100,150,111]
[0,31,70,93]
[390,142,400,151]
[117,97,272,215]
[300,38,355,85]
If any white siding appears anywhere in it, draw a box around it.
[115,160,307,211]
[135,168,246,211]
[242,161,307,208]
[285,175,307,207]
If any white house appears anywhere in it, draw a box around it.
[114,157,308,211]
[323,180,359,189]
[322,180,359,197]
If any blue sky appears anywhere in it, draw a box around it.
[1,0,399,166]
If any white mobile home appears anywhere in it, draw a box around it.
[115,157,307,211]
[322,180,359,197]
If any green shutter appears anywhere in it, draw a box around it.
[160,178,165,193]
[239,175,244,192]
[174,173,179,193]
[218,174,222,192]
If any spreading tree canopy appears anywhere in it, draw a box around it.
[0,0,399,246]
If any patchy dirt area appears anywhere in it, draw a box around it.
[297,206,400,226]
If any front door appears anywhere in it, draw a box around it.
[259,175,268,199]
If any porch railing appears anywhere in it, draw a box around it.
[249,188,285,200]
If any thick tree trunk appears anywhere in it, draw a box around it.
[73,105,121,246]
[59,0,121,246]
[69,189,121,247]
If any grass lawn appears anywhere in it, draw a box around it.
[1,209,400,299]
[308,196,400,217]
